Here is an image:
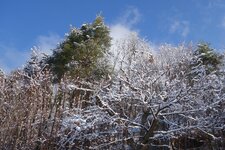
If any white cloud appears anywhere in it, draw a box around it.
[0,44,29,73]
[0,33,62,73]
[169,20,190,37]
[110,6,141,42]
[110,24,137,42]
[36,33,62,55]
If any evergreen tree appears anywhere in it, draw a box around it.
[47,16,111,82]
[192,43,223,74]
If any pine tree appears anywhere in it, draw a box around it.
[47,16,111,82]
[193,43,223,74]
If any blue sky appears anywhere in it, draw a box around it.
[1,0,225,72]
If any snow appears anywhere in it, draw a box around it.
[1,40,225,149]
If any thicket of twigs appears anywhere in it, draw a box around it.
[1,35,225,149]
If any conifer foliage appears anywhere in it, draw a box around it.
[192,43,223,74]
[47,16,111,82]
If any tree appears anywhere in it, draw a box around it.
[47,16,111,83]
[192,43,223,74]
[2,17,225,149]
[56,42,225,149]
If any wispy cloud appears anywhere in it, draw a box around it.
[206,0,225,9]
[0,44,29,73]
[36,33,62,55]
[110,6,141,42]
[119,6,141,27]
[169,20,190,37]
[221,16,225,29]
[0,33,62,73]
